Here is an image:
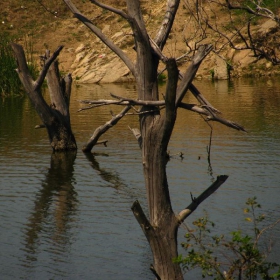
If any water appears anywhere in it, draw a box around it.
[0,78,280,279]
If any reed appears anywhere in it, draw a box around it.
[0,33,39,96]
[0,34,22,96]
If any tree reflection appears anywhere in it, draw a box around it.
[85,152,126,190]
[23,151,78,256]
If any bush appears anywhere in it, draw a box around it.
[175,197,280,279]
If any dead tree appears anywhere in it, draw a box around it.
[182,0,280,65]
[63,0,244,279]
[12,43,77,151]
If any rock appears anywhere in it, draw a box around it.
[71,52,85,68]
[214,55,228,80]
[99,57,130,83]
[75,44,85,54]
[102,25,111,35]
[257,19,278,36]
[70,43,132,83]
[232,48,256,67]
[112,31,124,41]
[76,55,131,83]
[266,62,272,69]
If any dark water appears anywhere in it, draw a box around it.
[0,78,280,279]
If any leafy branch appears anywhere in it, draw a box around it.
[175,197,280,279]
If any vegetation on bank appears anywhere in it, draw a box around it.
[175,197,280,279]
[0,34,22,96]
[0,34,38,96]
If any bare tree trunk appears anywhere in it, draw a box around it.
[132,201,182,279]
[12,43,77,151]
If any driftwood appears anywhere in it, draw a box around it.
[12,43,77,151]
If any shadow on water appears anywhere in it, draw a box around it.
[23,151,78,258]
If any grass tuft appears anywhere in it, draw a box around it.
[0,33,22,96]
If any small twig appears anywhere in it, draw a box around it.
[190,192,196,202]
[254,217,280,247]
[36,0,62,18]
[96,140,108,146]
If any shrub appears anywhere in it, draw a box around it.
[175,197,280,279]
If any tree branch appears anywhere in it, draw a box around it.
[129,126,142,149]
[188,83,220,115]
[89,0,128,19]
[82,105,131,152]
[131,200,155,240]
[63,0,135,75]
[162,58,178,147]
[176,44,213,107]
[11,43,53,121]
[46,58,69,117]
[78,97,165,108]
[154,0,180,50]
[63,73,72,109]
[79,91,246,132]
[35,45,64,90]
[177,175,229,223]
[188,83,246,132]
[225,0,280,24]
[11,43,35,91]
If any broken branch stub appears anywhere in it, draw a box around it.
[177,175,229,223]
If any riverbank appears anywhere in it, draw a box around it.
[1,1,280,83]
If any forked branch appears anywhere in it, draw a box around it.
[11,43,63,91]
[176,44,213,107]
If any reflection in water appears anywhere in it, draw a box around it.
[23,151,78,260]
[204,120,215,181]
[85,152,126,190]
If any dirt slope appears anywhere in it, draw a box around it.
[1,1,280,81]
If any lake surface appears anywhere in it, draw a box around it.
[1,78,280,279]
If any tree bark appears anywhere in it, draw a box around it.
[12,43,77,151]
